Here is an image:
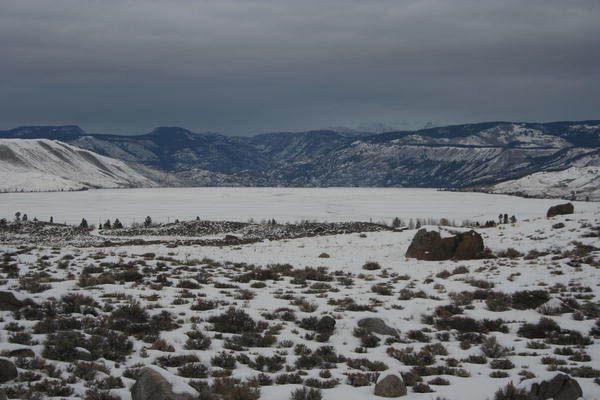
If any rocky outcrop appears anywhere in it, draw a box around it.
[405,229,485,261]
[374,374,407,397]
[546,203,574,218]
[529,374,583,400]
[357,318,399,336]
[0,358,18,383]
[131,367,196,400]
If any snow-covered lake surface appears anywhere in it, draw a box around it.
[1,187,597,224]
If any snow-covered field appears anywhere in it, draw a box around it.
[1,187,597,225]
[0,190,599,400]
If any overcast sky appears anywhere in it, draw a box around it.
[1,0,599,135]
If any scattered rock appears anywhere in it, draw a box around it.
[537,298,566,315]
[316,315,336,332]
[529,374,582,400]
[318,252,330,258]
[405,229,485,261]
[0,358,18,383]
[74,347,93,361]
[8,348,35,358]
[223,234,241,244]
[374,374,407,397]
[357,318,399,336]
[131,367,196,400]
[546,203,574,218]
[552,222,565,229]
[0,291,24,311]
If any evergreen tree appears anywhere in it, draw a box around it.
[509,215,517,224]
[503,214,508,224]
[392,217,402,228]
[144,216,152,228]
[103,219,112,229]
[22,214,28,222]
[80,218,89,229]
[49,216,54,224]
[15,212,21,222]
[113,219,123,229]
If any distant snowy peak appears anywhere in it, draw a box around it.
[491,166,600,201]
[0,139,156,192]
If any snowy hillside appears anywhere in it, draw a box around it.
[0,139,156,192]
[491,166,600,201]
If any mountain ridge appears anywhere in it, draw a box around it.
[1,121,598,190]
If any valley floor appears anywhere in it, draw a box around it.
[0,197,598,399]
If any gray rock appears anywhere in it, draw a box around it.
[529,374,583,400]
[0,358,18,383]
[131,367,196,400]
[374,374,407,397]
[357,318,399,337]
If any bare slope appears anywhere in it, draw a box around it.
[0,139,156,192]
[491,166,600,201]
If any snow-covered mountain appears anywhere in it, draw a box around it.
[0,139,156,192]
[1,121,598,188]
[490,166,600,201]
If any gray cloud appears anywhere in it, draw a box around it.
[1,0,599,134]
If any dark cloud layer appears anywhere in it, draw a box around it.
[1,0,599,135]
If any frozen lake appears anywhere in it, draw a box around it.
[1,187,597,225]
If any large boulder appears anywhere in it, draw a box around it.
[374,373,407,397]
[529,374,582,400]
[131,367,196,400]
[405,229,484,261]
[546,203,574,218]
[357,318,399,337]
[0,358,18,383]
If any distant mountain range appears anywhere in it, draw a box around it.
[1,121,599,191]
[0,139,154,192]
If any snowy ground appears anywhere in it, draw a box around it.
[0,191,598,400]
[0,187,597,226]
